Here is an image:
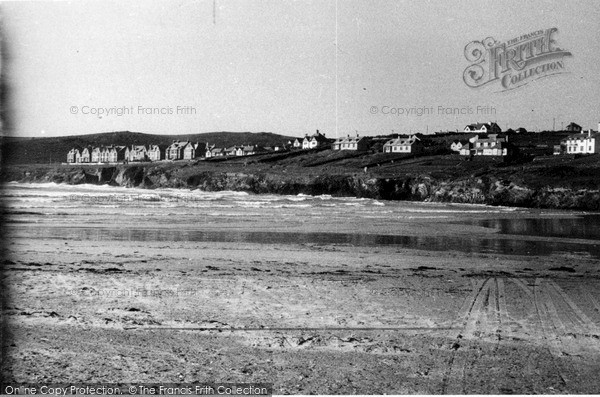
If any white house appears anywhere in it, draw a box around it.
[147,145,165,161]
[564,131,599,154]
[301,130,330,150]
[383,135,423,153]
[126,145,149,162]
[80,147,92,163]
[67,148,80,163]
[332,134,370,151]
[91,147,103,163]
[241,145,264,156]
[183,142,205,160]
[467,134,510,156]
[100,147,110,163]
[107,146,126,162]
[225,146,239,156]
[205,146,225,158]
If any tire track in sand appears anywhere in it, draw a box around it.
[532,279,600,356]
[546,280,600,343]
[528,278,600,390]
[442,278,491,394]
[442,278,511,393]
[496,278,510,337]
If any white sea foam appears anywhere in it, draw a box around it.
[2,182,528,218]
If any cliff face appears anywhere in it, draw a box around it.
[4,164,600,210]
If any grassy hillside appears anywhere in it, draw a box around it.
[5,148,600,209]
[1,131,296,164]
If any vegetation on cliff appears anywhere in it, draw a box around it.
[3,147,600,210]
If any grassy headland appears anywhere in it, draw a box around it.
[3,149,600,211]
[2,130,599,210]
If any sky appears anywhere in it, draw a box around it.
[1,0,599,138]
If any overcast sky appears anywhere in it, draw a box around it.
[1,0,599,138]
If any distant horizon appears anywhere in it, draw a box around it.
[6,125,593,140]
[2,1,599,138]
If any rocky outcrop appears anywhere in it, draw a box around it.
[3,164,599,210]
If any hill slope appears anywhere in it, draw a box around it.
[1,131,296,164]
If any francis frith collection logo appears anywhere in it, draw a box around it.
[463,28,572,91]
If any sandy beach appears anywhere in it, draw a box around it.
[2,184,600,394]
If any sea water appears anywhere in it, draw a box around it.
[3,182,599,258]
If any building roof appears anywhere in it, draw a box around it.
[109,146,126,152]
[303,131,329,143]
[473,133,506,141]
[334,135,368,144]
[384,135,420,146]
[465,122,500,131]
[565,132,597,140]
[167,141,189,149]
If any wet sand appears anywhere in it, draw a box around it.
[3,184,600,393]
[3,226,600,393]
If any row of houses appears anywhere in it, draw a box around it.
[293,131,426,154]
[68,141,202,163]
[67,145,127,164]
[204,144,283,158]
[67,140,290,164]
[320,132,513,157]
[67,121,599,163]
[461,121,582,134]
[452,130,600,157]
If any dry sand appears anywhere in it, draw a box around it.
[3,228,600,394]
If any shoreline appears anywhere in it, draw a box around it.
[2,160,600,211]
